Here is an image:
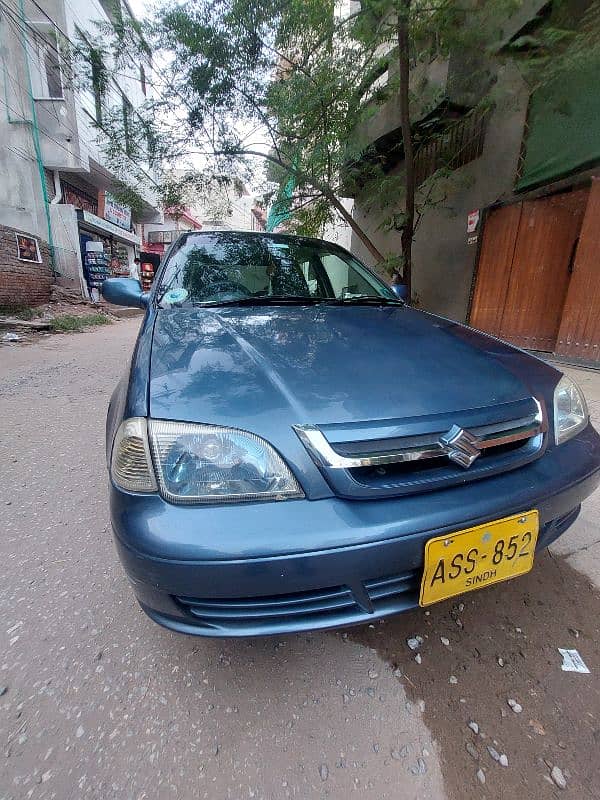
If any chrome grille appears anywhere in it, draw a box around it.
[294,398,547,498]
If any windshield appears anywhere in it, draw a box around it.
[156,232,399,307]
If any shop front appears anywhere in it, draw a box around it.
[139,211,203,294]
[138,247,161,293]
[77,209,140,301]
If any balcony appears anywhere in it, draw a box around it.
[350,0,548,165]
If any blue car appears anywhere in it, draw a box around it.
[103,231,600,637]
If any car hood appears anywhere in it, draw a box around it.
[149,305,539,433]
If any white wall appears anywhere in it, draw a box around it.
[322,198,354,251]
[63,0,156,205]
[143,213,197,237]
[351,63,530,321]
[0,0,54,242]
[49,202,86,290]
[182,180,256,231]
[1,0,158,249]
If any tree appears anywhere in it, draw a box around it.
[146,0,494,284]
[145,0,393,261]
[98,0,600,297]
[395,0,416,300]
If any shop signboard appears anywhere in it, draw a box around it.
[79,210,141,246]
[467,209,480,245]
[104,193,132,230]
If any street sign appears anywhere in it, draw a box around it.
[467,209,480,234]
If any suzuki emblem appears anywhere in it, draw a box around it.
[440,424,481,468]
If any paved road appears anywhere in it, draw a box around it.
[1,320,599,800]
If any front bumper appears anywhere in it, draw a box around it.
[111,425,600,637]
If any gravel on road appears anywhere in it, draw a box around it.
[1,321,599,800]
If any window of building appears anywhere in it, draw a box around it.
[29,24,64,100]
[62,181,99,214]
[143,121,156,165]
[76,28,106,124]
[148,230,178,244]
[90,48,106,124]
[251,209,265,231]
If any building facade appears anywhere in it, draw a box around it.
[140,207,202,261]
[173,171,265,233]
[349,0,600,364]
[0,0,161,304]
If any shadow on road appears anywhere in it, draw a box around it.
[348,550,600,798]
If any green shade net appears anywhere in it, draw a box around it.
[266,173,296,231]
[516,58,600,192]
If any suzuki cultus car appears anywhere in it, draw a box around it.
[103,232,600,636]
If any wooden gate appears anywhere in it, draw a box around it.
[555,179,600,361]
[469,204,521,337]
[470,188,589,352]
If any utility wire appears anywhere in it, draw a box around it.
[2,0,169,106]
[0,0,219,189]
[7,0,254,159]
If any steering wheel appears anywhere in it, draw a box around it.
[204,279,251,297]
[211,278,249,293]
[199,279,253,304]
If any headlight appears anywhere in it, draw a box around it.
[553,375,588,445]
[111,417,157,492]
[148,420,304,504]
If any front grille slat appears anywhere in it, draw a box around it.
[366,574,417,600]
[182,586,351,611]
[180,590,356,620]
[169,514,565,635]
[174,569,421,629]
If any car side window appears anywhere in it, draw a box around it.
[299,258,328,297]
[320,254,381,298]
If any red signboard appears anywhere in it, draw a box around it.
[467,209,480,234]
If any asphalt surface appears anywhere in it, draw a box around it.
[1,319,599,800]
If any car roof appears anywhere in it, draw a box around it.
[177,229,347,250]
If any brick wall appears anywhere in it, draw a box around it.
[0,224,53,307]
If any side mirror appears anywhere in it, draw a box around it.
[391,283,409,301]
[101,278,149,309]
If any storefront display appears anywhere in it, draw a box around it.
[83,241,111,302]
[140,261,155,292]
[76,209,141,299]
[113,243,131,275]
[106,242,130,277]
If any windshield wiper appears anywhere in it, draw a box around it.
[194,295,326,308]
[326,295,404,306]
[179,294,404,309]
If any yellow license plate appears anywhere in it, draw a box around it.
[419,510,539,606]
